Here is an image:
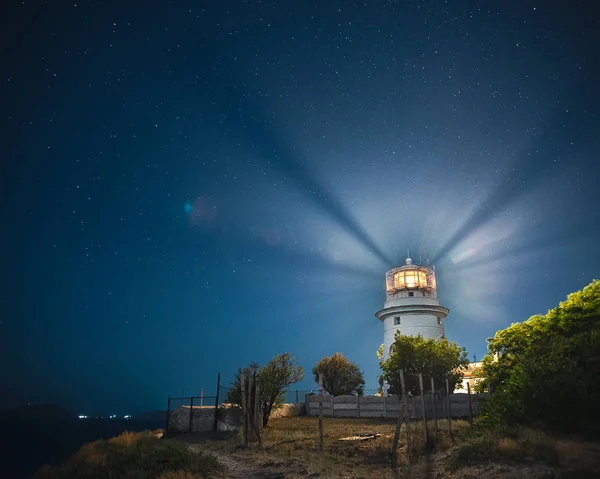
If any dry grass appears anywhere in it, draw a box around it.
[236,416,471,478]
[33,429,220,479]
[202,416,600,478]
[158,472,205,479]
[448,426,600,477]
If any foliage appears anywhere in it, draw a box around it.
[376,344,385,394]
[259,353,304,426]
[226,353,304,427]
[312,352,365,396]
[34,430,219,479]
[477,279,600,434]
[225,362,260,405]
[379,332,469,396]
[447,427,562,471]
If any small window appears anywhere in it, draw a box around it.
[408,292,414,297]
[437,318,442,325]
[394,317,401,325]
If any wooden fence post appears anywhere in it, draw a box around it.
[383,394,387,419]
[357,394,361,418]
[431,377,438,435]
[318,373,324,451]
[253,373,262,447]
[400,370,412,461]
[445,376,453,440]
[241,374,248,447]
[391,369,403,469]
[467,382,473,425]
[419,373,428,448]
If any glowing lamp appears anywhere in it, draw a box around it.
[376,257,450,373]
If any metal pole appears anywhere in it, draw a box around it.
[189,396,194,433]
[166,396,171,432]
[419,373,428,448]
[213,373,221,432]
[431,377,438,435]
[200,388,203,407]
[296,390,299,403]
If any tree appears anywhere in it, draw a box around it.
[379,332,469,396]
[477,279,600,433]
[312,353,365,396]
[259,353,304,426]
[226,353,304,427]
[225,362,260,406]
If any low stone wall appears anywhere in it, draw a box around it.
[168,406,243,433]
[305,393,486,419]
[269,403,306,419]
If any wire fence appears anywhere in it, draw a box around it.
[165,373,225,433]
[233,371,485,469]
[164,371,486,469]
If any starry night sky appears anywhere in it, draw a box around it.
[2,0,599,416]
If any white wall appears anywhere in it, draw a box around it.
[305,393,484,419]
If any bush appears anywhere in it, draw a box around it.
[448,427,561,471]
[34,430,220,479]
[477,280,600,434]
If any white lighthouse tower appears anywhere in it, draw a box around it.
[375,257,449,362]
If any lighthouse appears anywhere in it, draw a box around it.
[375,257,449,362]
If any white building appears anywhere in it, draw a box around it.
[375,257,449,362]
[459,361,484,391]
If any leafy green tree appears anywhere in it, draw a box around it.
[259,353,304,426]
[313,353,365,396]
[477,279,600,433]
[227,353,304,427]
[380,332,469,396]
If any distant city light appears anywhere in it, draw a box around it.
[78,415,88,419]
[124,415,131,419]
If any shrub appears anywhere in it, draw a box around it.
[448,427,561,471]
[34,430,220,479]
[477,280,600,434]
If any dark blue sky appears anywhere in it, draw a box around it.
[2,0,599,416]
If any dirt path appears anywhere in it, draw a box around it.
[189,445,287,479]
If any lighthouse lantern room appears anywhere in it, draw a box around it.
[375,257,449,362]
